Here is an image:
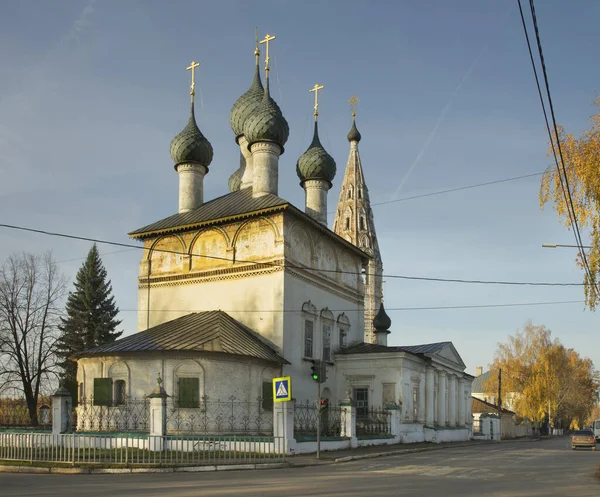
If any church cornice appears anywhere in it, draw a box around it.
[284,265,364,304]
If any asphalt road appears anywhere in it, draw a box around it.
[1,437,598,496]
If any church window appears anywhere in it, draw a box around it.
[93,378,112,406]
[360,217,365,231]
[339,329,347,349]
[261,381,274,411]
[345,217,350,230]
[412,387,419,421]
[358,189,362,199]
[79,382,85,404]
[178,377,200,408]
[354,387,369,417]
[322,323,331,361]
[348,187,353,199]
[304,320,314,358]
[114,380,126,406]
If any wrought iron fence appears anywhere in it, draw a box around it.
[166,396,273,436]
[293,400,345,437]
[0,398,52,429]
[0,432,285,465]
[356,407,391,436]
[76,397,149,432]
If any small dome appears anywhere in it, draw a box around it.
[229,63,264,140]
[170,104,213,168]
[296,121,336,186]
[228,168,242,192]
[347,118,362,143]
[243,81,289,153]
[373,303,391,332]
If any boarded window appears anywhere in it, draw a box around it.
[304,320,314,358]
[382,383,395,406]
[114,380,126,405]
[322,323,331,362]
[262,381,273,411]
[93,378,112,406]
[178,377,200,408]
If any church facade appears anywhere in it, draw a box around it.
[74,34,473,445]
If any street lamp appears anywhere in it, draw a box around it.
[541,243,592,249]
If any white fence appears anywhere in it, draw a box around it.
[0,432,285,466]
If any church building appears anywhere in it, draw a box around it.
[74,33,473,443]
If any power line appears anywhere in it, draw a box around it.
[116,300,584,313]
[518,0,595,296]
[0,222,587,287]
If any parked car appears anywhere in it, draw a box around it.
[571,429,596,450]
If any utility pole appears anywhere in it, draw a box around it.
[497,368,502,417]
[316,375,321,459]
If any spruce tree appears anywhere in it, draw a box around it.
[57,244,122,395]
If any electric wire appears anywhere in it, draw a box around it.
[0,222,588,287]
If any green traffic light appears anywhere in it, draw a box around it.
[312,373,318,381]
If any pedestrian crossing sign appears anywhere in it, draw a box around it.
[273,376,292,402]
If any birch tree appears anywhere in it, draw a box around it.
[0,252,67,424]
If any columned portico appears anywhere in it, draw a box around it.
[448,374,457,426]
[425,367,435,427]
[458,378,466,426]
[437,371,447,426]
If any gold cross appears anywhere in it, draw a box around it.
[187,61,200,100]
[260,33,276,72]
[349,95,359,117]
[310,84,324,118]
[254,27,260,58]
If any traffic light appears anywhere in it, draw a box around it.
[311,361,320,382]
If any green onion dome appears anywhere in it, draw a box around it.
[296,121,336,186]
[243,81,289,153]
[373,303,391,331]
[229,62,264,141]
[228,168,242,192]
[170,103,213,169]
[347,118,362,143]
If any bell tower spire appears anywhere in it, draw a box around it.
[333,96,383,344]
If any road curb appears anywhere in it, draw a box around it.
[0,462,289,475]
[332,442,472,463]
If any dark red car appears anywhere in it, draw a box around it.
[571,429,597,450]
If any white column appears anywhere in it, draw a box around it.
[304,179,329,225]
[273,402,296,455]
[52,386,73,434]
[425,367,435,427]
[458,378,466,427]
[437,371,447,427]
[251,142,280,197]
[176,163,207,213]
[448,375,457,426]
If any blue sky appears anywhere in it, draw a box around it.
[1,0,599,375]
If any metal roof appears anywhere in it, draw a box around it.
[472,396,515,415]
[74,311,287,364]
[129,188,288,237]
[339,341,452,356]
[472,369,493,393]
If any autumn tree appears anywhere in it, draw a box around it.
[540,96,600,309]
[0,252,67,425]
[56,245,122,399]
[485,322,599,429]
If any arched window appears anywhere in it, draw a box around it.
[114,380,126,406]
[321,308,334,362]
[358,189,362,199]
[345,217,350,230]
[302,301,317,358]
[348,187,353,199]
[337,313,351,350]
[360,217,365,231]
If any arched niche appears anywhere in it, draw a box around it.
[233,217,278,262]
[149,235,185,275]
[190,228,230,271]
[314,237,338,278]
[288,223,313,268]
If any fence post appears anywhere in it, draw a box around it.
[52,385,73,434]
[147,375,169,452]
[273,400,295,455]
[385,404,402,439]
[339,395,357,447]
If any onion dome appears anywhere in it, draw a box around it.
[243,80,289,153]
[296,121,336,186]
[347,117,362,143]
[228,152,245,192]
[373,303,391,332]
[229,62,264,141]
[170,103,213,169]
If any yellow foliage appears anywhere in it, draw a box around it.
[540,96,600,308]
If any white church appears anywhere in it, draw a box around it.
[74,34,473,443]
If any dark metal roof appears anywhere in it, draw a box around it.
[74,311,287,364]
[129,188,288,237]
[339,341,452,356]
[472,396,514,415]
[472,369,493,393]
